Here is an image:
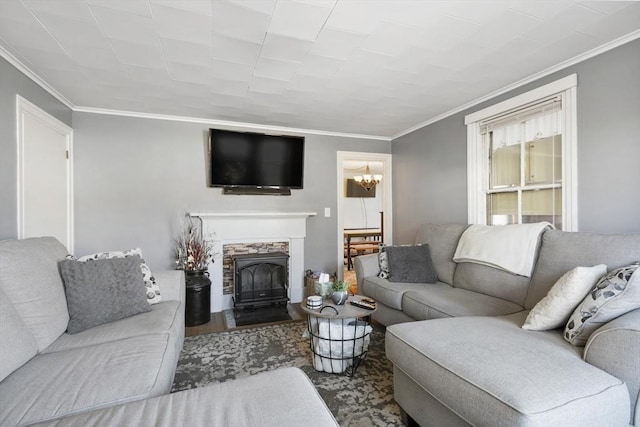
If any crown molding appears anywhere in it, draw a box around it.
[392,29,640,140]
[73,106,392,141]
[0,43,75,110]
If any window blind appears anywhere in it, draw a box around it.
[480,95,562,135]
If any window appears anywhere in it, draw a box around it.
[465,75,578,231]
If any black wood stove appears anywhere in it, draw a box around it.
[232,252,289,309]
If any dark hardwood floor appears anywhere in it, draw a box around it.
[185,303,307,337]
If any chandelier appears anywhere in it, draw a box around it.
[353,164,382,191]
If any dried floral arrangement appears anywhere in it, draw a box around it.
[174,216,215,271]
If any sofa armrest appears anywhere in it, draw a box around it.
[584,308,640,425]
[354,253,379,289]
[154,270,185,303]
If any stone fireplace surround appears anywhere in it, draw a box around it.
[189,212,316,313]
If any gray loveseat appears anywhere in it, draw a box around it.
[1,237,338,427]
[355,224,640,427]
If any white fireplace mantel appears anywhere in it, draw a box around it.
[189,211,317,312]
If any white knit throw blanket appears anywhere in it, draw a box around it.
[453,222,553,277]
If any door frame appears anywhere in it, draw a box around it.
[16,95,74,251]
[336,151,392,280]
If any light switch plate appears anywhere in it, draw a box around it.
[324,207,330,217]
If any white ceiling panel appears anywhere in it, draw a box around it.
[0,0,638,138]
[90,5,160,47]
[87,0,151,18]
[161,38,211,67]
[124,64,171,84]
[577,1,635,15]
[310,27,367,60]
[108,39,165,69]
[168,62,212,85]
[249,76,289,94]
[253,57,299,81]
[211,78,249,97]
[211,59,254,82]
[151,3,212,44]
[66,46,120,70]
[268,0,333,40]
[29,10,108,50]
[260,33,314,63]
[324,1,387,34]
[361,21,422,57]
[23,0,95,23]
[211,34,261,65]
[229,0,276,16]
[210,1,271,44]
[169,80,213,98]
[296,54,343,78]
[151,0,213,16]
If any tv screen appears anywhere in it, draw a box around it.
[209,129,304,189]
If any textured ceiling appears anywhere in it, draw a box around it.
[1,0,638,138]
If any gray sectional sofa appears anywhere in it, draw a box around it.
[355,224,640,427]
[0,237,338,427]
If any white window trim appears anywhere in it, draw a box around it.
[465,74,578,231]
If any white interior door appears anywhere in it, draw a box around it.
[17,96,73,251]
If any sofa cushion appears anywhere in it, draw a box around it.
[526,230,640,309]
[60,256,152,334]
[0,237,70,351]
[386,312,630,427]
[385,244,437,283]
[523,264,607,331]
[0,334,177,426]
[453,262,531,306]
[565,263,640,346]
[0,287,38,382]
[43,301,183,354]
[27,368,339,427]
[402,287,523,320]
[361,276,448,310]
[414,223,469,285]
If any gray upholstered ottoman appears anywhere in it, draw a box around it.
[31,367,338,427]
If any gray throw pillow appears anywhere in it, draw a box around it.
[60,255,151,334]
[384,244,437,283]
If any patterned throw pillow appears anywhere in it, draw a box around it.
[378,245,389,279]
[564,262,640,346]
[71,248,162,304]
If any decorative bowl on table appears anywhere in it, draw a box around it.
[306,295,322,309]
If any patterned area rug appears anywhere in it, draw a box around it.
[172,321,401,426]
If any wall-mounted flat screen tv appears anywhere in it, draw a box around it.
[209,129,305,190]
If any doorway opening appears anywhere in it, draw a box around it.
[336,152,392,292]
